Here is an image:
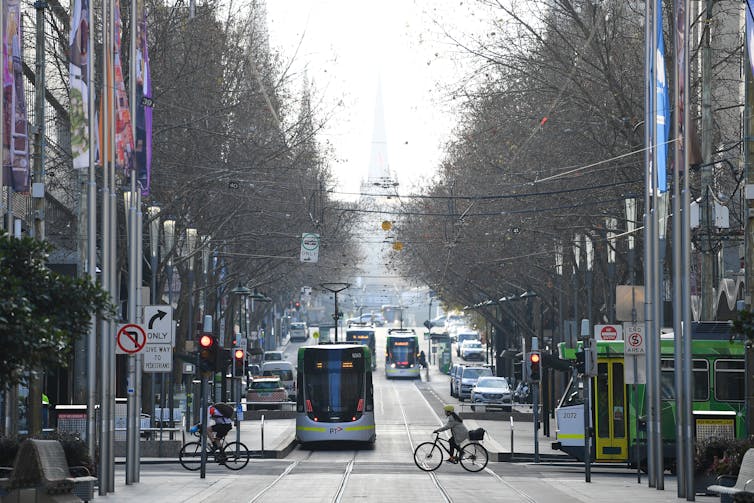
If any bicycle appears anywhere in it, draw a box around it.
[179,425,250,471]
[413,432,489,472]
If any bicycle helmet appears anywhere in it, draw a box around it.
[444,405,455,412]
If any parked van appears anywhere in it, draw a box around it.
[289,322,308,342]
[261,361,296,400]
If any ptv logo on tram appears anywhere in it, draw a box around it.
[330,426,344,434]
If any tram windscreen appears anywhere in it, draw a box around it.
[346,331,373,346]
[388,338,417,366]
[303,348,365,421]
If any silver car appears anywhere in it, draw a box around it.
[471,376,512,410]
[458,366,493,401]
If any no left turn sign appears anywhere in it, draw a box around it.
[116,323,147,354]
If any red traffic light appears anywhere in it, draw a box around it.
[529,352,541,364]
[199,334,213,348]
[233,349,244,360]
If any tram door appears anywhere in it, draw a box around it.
[593,360,628,461]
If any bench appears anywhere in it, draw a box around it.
[707,448,754,503]
[1,439,97,503]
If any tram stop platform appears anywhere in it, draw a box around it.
[116,415,297,464]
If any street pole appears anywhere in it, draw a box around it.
[427,296,433,380]
[185,229,198,432]
[84,0,96,458]
[163,219,175,438]
[321,283,350,342]
[27,0,47,439]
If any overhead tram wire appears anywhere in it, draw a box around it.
[332,194,639,218]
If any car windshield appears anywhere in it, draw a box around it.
[265,353,282,361]
[476,378,508,389]
[463,368,491,379]
[252,381,280,390]
[263,370,293,380]
[291,323,305,330]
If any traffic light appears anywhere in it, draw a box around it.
[295,302,301,311]
[529,351,541,381]
[233,348,245,376]
[198,334,218,372]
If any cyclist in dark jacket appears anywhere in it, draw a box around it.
[433,404,468,463]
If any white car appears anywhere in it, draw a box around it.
[460,340,484,361]
[471,376,512,410]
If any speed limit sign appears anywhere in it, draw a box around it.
[623,323,645,354]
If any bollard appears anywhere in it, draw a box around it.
[261,414,265,457]
[510,416,515,461]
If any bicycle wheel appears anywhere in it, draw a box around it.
[460,442,488,472]
[179,441,205,471]
[414,442,443,472]
[222,441,250,470]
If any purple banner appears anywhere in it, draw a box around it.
[3,0,29,192]
[134,0,152,195]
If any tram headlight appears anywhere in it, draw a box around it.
[390,363,396,368]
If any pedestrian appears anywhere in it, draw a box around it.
[42,393,51,429]
[433,404,468,463]
[418,350,427,368]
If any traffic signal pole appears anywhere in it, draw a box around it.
[529,343,541,463]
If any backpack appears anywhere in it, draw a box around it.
[213,402,235,419]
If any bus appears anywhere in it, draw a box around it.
[385,329,421,379]
[345,325,377,370]
[553,322,745,467]
[295,344,376,445]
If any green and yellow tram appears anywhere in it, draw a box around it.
[553,323,745,467]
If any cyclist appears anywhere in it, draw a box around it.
[433,404,468,463]
[207,403,233,451]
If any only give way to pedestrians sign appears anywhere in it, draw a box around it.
[143,305,174,372]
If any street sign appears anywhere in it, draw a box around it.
[300,233,320,263]
[623,323,646,354]
[116,323,147,354]
[594,324,623,341]
[143,305,174,346]
[143,344,173,372]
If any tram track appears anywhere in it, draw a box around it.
[247,460,299,503]
[393,381,453,503]
[412,377,540,502]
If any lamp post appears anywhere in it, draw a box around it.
[320,283,350,342]
[147,206,160,430]
[248,289,270,349]
[606,218,617,322]
[162,218,175,430]
[123,189,142,484]
[184,228,198,423]
[572,234,582,347]
[625,198,637,285]
[231,283,250,446]
[428,295,433,366]
[555,242,563,347]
